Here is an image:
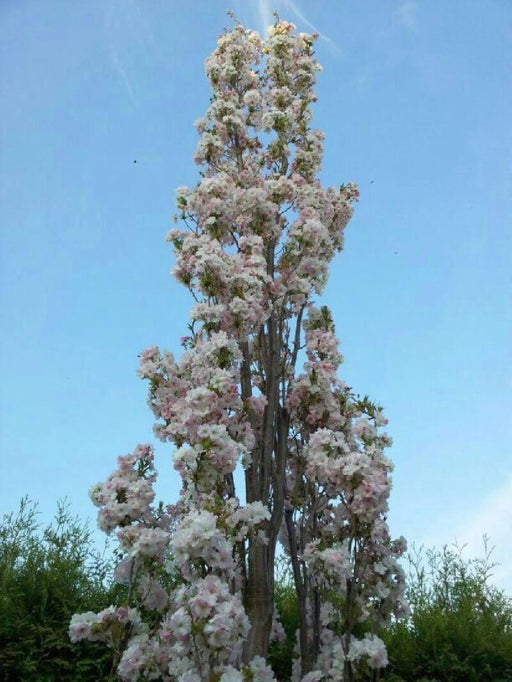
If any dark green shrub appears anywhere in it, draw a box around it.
[3,497,511,682]
[0,498,119,681]
[269,557,299,681]
[382,542,512,682]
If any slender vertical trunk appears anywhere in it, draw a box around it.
[285,508,311,675]
[243,541,273,660]
[242,240,284,659]
[343,578,355,682]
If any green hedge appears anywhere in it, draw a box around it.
[2,499,511,681]
[381,543,512,682]
[0,498,118,681]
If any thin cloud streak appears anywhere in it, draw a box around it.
[459,473,512,550]
[110,49,138,106]
[257,0,341,55]
[281,0,341,55]
[258,0,273,35]
[423,474,512,591]
[104,0,158,108]
[395,0,419,30]
[459,475,512,590]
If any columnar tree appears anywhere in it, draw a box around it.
[71,17,407,681]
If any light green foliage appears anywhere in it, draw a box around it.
[3,497,511,681]
[269,557,299,680]
[0,498,120,681]
[382,542,512,682]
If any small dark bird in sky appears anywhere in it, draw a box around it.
[134,159,137,163]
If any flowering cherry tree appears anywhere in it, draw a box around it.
[71,17,407,681]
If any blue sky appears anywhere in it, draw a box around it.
[1,0,511,588]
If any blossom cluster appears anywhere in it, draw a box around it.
[89,444,158,533]
[138,332,255,492]
[72,441,274,680]
[69,606,142,645]
[169,18,358,330]
[303,632,388,681]
[162,576,250,678]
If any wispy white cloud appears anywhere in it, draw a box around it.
[458,474,512,549]
[457,474,512,588]
[395,0,419,30]
[257,0,274,35]
[423,473,512,591]
[105,0,155,47]
[110,48,138,106]
[103,0,157,107]
[257,0,341,55]
[127,0,156,48]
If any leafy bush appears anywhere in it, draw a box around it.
[382,542,512,682]
[0,497,120,681]
[2,497,511,682]
[269,557,299,681]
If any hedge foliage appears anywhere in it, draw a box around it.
[381,542,512,682]
[1,499,511,681]
[0,498,118,681]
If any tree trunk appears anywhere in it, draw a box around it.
[286,508,312,675]
[243,541,273,661]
